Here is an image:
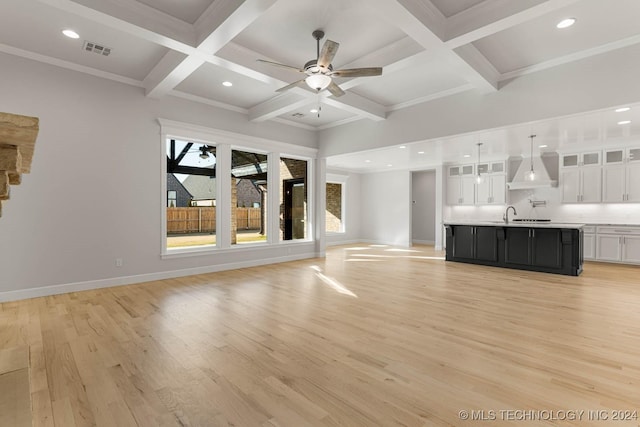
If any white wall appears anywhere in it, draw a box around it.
[0,53,319,301]
[359,170,411,246]
[325,170,362,246]
[411,170,436,244]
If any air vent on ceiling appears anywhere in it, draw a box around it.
[83,41,112,56]
[291,113,304,118]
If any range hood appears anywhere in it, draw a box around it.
[507,154,558,190]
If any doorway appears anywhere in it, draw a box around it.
[411,170,436,245]
[283,178,306,240]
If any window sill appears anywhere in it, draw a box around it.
[161,239,314,259]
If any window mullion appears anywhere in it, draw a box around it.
[217,144,232,249]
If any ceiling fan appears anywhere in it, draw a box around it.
[257,30,383,97]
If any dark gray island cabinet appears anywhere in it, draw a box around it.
[444,222,584,276]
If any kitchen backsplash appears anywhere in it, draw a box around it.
[445,186,640,224]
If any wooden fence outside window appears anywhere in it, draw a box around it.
[167,207,261,234]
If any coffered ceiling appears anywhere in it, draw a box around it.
[2,0,639,132]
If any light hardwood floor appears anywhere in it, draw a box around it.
[1,244,640,427]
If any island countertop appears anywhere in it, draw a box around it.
[443,220,585,229]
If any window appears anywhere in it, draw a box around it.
[165,139,217,249]
[231,149,267,245]
[167,191,177,208]
[280,157,308,240]
[326,182,343,232]
[326,173,348,234]
[160,119,319,256]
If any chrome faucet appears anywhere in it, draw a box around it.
[503,206,517,224]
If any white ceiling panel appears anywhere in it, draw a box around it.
[473,0,640,73]
[0,0,167,81]
[232,0,406,69]
[278,102,357,128]
[135,0,215,24]
[175,63,277,109]
[430,0,487,18]
[350,53,470,107]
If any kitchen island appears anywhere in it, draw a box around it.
[444,221,584,276]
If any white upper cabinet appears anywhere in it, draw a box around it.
[561,151,600,168]
[447,165,475,205]
[475,161,506,205]
[560,151,601,203]
[602,146,640,202]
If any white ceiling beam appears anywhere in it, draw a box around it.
[144,52,204,98]
[36,0,195,49]
[445,0,584,48]
[370,0,498,92]
[452,45,500,92]
[144,0,278,98]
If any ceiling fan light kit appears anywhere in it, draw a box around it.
[305,74,332,91]
[257,29,383,98]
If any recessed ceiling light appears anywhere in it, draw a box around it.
[463,154,471,158]
[418,151,425,154]
[399,145,406,149]
[222,81,233,87]
[618,120,631,125]
[310,108,318,113]
[539,144,548,148]
[365,160,371,163]
[556,18,576,29]
[62,29,80,39]
[615,107,631,112]
[387,164,393,167]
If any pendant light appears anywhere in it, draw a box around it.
[476,142,484,184]
[526,134,536,181]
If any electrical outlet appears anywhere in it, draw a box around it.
[115,258,123,267]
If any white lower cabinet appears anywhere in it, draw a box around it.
[622,235,640,263]
[582,226,596,260]
[595,226,640,264]
[596,234,623,261]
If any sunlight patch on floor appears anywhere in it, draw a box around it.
[310,266,358,298]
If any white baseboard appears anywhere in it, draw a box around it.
[326,239,361,247]
[412,239,435,245]
[0,252,318,303]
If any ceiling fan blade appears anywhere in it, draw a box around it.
[276,79,307,93]
[331,67,383,78]
[317,40,339,68]
[327,81,345,97]
[256,59,304,73]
